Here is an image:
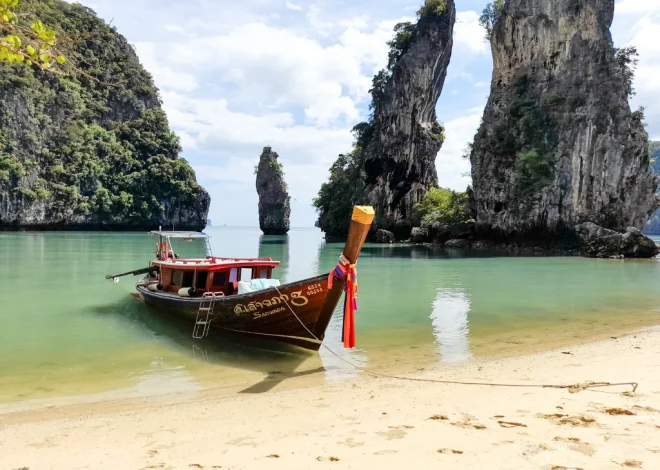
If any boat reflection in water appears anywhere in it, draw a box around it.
[112,297,326,395]
[430,288,472,363]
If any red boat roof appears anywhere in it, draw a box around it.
[152,256,280,271]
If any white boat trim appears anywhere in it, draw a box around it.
[221,328,322,345]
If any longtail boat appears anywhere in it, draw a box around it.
[106,206,375,351]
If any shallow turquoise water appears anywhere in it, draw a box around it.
[1,228,660,405]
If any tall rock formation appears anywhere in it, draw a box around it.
[470,0,658,245]
[314,0,456,240]
[0,0,209,230]
[364,0,456,236]
[643,142,660,234]
[256,147,290,235]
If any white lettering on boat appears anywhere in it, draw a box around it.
[254,307,285,319]
[234,289,312,315]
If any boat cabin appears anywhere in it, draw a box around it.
[148,231,280,297]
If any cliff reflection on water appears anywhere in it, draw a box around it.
[431,289,472,363]
[1,228,660,405]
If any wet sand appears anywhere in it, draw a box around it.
[2,327,659,469]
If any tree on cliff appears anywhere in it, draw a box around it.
[615,46,638,98]
[412,187,468,226]
[479,0,503,40]
[1,0,66,69]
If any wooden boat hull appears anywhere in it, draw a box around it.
[124,205,376,352]
[136,274,334,350]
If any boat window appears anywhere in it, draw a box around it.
[259,268,269,279]
[182,271,194,287]
[240,267,253,281]
[212,272,227,287]
[229,268,238,283]
[172,270,183,286]
[196,271,208,290]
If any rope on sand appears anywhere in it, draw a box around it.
[274,287,639,394]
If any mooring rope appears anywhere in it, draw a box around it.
[274,287,639,394]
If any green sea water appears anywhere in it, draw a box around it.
[1,228,660,407]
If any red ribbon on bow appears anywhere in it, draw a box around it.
[328,254,358,348]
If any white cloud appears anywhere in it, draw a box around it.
[160,91,353,166]
[436,107,484,190]
[162,23,366,124]
[616,0,660,15]
[339,18,410,74]
[454,11,488,54]
[155,20,409,126]
[447,71,474,82]
[626,15,660,132]
[163,24,185,34]
[285,1,302,11]
[133,42,198,92]
[474,82,487,87]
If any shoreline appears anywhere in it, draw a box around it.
[2,305,659,412]
[2,327,660,469]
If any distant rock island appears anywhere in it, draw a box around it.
[0,0,209,231]
[256,147,290,235]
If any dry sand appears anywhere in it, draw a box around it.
[1,328,660,470]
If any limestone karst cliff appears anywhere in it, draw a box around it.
[256,147,290,235]
[0,0,209,230]
[643,142,660,235]
[314,0,456,239]
[364,0,455,236]
[469,0,658,246]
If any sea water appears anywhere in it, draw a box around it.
[1,228,659,406]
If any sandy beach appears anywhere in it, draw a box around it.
[1,327,659,470]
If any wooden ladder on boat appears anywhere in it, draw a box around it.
[204,237,213,257]
[193,292,222,339]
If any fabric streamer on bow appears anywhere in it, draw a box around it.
[328,254,358,348]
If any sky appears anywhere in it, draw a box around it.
[67,0,660,227]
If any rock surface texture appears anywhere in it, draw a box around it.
[364,1,456,236]
[375,229,395,243]
[470,0,658,249]
[256,147,291,235]
[0,0,209,230]
[577,222,659,258]
[643,142,660,235]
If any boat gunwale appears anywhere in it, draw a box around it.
[151,258,281,270]
[136,273,330,305]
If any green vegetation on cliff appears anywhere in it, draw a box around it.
[313,127,369,239]
[0,0,209,229]
[479,0,503,40]
[412,188,468,226]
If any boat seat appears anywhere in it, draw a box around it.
[237,279,281,295]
